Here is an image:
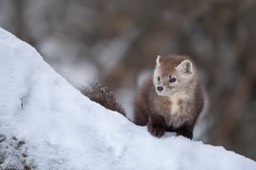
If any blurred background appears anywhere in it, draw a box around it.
[0,0,255,160]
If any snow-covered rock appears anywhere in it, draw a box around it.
[0,27,255,170]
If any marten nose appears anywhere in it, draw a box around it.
[157,86,163,92]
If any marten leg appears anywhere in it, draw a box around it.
[176,125,193,139]
[133,96,149,126]
[133,107,148,126]
[147,114,166,138]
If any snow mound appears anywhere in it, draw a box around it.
[0,27,255,170]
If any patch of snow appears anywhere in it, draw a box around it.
[116,86,136,121]
[0,27,255,169]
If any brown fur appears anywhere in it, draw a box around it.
[134,55,204,139]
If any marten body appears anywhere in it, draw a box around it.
[134,55,204,139]
[83,55,204,139]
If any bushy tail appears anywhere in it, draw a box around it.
[81,82,126,116]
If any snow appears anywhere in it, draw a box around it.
[0,27,255,170]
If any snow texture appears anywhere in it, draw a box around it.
[0,27,255,170]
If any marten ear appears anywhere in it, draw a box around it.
[176,60,194,75]
[156,55,162,66]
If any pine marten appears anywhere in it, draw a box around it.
[82,55,205,139]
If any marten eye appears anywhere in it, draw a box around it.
[157,76,160,81]
[169,77,176,83]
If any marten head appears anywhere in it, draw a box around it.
[153,55,196,97]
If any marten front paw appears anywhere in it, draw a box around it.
[176,129,193,139]
[147,124,165,138]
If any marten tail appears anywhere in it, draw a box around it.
[81,81,126,116]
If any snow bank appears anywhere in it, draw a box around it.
[0,27,255,170]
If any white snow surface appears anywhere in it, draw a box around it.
[0,27,255,170]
